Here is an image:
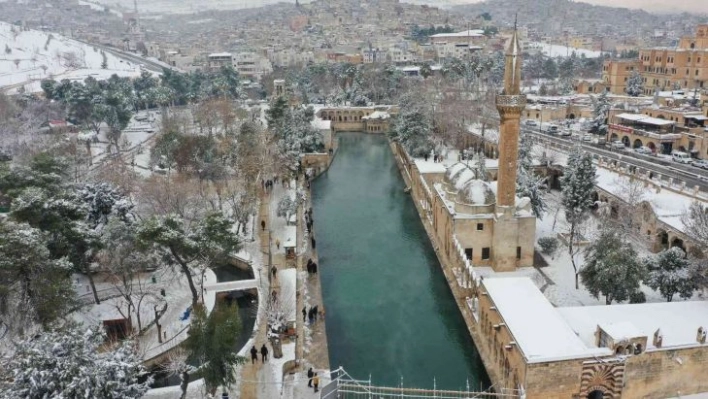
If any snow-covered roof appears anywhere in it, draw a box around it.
[282,226,297,248]
[616,113,676,126]
[362,111,390,120]
[483,277,611,363]
[430,30,485,38]
[414,159,447,174]
[208,52,233,58]
[558,300,708,351]
[595,168,702,234]
[466,123,500,143]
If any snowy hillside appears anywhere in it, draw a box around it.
[529,42,602,58]
[0,21,141,92]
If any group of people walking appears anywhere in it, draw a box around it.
[302,305,323,324]
[249,344,269,364]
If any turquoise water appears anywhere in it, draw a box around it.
[312,133,489,390]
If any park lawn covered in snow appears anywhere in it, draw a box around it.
[528,41,602,58]
[0,21,141,92]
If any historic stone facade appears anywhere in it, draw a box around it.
[316,106,397,133]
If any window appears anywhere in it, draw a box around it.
[477,223,484,231]
[516,247,522,260]
[482,247,491,260]
[465,248,473,260]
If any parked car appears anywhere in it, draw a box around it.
[582,134,593,142]
[610,140,626,150]
[524,120,539,127]
[559,129,572,137]
[672,151,692,164]
[634,146,653,155]
[691,159,708,169]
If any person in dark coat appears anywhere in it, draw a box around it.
[311,262,318,274]
[260,344,269,362]
[313,305,319,321]
[250,346,258,364]
[302,306,307,322]
[307,368,314,387]
[311,236,316,250]
[261,220,266,231]
[308,307,315,324]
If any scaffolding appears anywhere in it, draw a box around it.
[320,368,523,399]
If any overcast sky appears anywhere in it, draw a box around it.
[448,0,706,14]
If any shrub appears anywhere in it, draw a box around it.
[537,236,559,255]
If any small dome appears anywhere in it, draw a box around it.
[461,179,495,205]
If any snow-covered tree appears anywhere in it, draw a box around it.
[393,94,434,157]
[137,213,240,307]
[561,147,597,288]
[625,71,644,97]
[0,324,151,399]
[276,195,294,220]
[474,150,489,182]
[516,133,546,218]
[590,91,610,134]
[644,247,698,302]
[0,221,73,331]
[580,229,646,304]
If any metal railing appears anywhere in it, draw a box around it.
[320,367,523,399]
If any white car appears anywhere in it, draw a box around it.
[610,141,625,151]
[581,134,593,142]
[634,146,653,155]
[524,120,539,127]
[691,159,708,169]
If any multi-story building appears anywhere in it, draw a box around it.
[603,25,708,95]
[234,52,273,81]
[430,29,487,59]
[602,59,640,95]
[206,52,233,71]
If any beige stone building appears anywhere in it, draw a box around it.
[603,25,708,95]
[316,106,397,133]
[474,277,708,398]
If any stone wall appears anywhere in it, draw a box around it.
[623,346,708,398]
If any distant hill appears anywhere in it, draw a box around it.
[450,0,704,37]
[0,21,141,93]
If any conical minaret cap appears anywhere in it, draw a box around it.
[503,29,522,95]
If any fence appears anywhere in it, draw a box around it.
[320,367,523,399]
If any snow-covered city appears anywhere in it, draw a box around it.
[1,0,708,398]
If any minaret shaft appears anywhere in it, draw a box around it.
[495,29,526,207]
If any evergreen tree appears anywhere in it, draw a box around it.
[516,133,546,218]
[590,91,610,134]
[474,151,489,182]
[625,70,644,97]
[0,324,150,398]
[137,213,240,307]
[580,229,646,304]
[0,221,74,330]
[561,147,597,288]
[644,247,698,302]
[186,304,245,395]
[541,58,558,80]
[392,94,434,157]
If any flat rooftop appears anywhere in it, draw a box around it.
[483,277,611,363]
[558,300,708,351]
[616,113,676,127]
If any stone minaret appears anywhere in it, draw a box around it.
[495,28,526,207]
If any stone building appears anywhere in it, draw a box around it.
[474,277,708,398]
[603,25,708,95]
[316,106,396,133]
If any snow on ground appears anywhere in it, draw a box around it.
[0,21,140,92]
[528,41,602,58]
[535,190,677,307]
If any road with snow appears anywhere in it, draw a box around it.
[525,128,708,191]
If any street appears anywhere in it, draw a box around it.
[524,128,708,191]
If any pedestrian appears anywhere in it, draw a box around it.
[308,307,314,324]
[276,238,280,249]
[302,306,307,322]
[307,367,314,387]
[260,344,269,362]
[261,220,266,231]
[250,346,258,364]
[271,265,277,279]
[424,153,429,162]
[313,373,320,392]
[311,236,316,250]
[311,262,318,274]
[313,305,319,321]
